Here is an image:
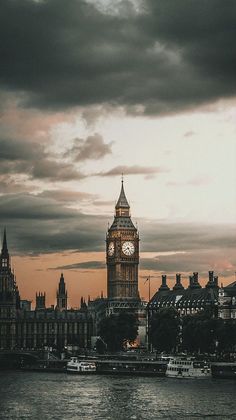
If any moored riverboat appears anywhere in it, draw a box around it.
[67,357,97,374]
[211,362,236,379]
[96,359,166,376]
[166,357,211,379]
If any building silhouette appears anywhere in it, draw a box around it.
[0,230,93,350]
[218,281,236,319]
[106,179,139,300]
[0,183,235,351]
[105,180,147,344]
[148,271,219,318]
[56,273,67,311]
[0,229,20,349]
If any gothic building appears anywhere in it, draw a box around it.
[106,179,139,301]
[0,229,20,349]
[56,273,67,311]
[105,181,147,344]
[0,230,93,350]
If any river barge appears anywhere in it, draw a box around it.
[211,362,236,379]
[95,359,166,376]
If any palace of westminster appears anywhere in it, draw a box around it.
[0,182,236,350]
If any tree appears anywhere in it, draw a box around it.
[149,308,180,353]
[95,337,107,354]
[182,312,219,353]
[99,312,139,352]
[216,319,236,353]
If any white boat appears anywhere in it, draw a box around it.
[166,357,211,378]
[67,357,97,374]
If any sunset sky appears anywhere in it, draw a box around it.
[0,0,236,307]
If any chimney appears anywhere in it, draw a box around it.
[206,271,218,288]
[173,273,184,290]
[191,272,201,289]
[159,275,169,291]
[214,275,219,287]
[188,275,194,288]
[209,271,214,283]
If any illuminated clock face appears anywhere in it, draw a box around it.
[108,242,115,256]
[122,241,135,256]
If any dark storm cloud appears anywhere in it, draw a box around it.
[140,221,236,253]
[0,138,44,161]
[0,136,85,181]
[65,134,112,161]
[140,249,236,278]
[0,132,114,182]
[31,159,85,181]
[0,193,107,254]
[97,165,165,177]
[0,0,236,113]
[0,192,235,279]
[38,190,98,203]
[50,261,106,270]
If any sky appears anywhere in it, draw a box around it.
[0,0,236,307]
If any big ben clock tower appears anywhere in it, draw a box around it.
[106,180,139,301]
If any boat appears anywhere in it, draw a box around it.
[211,362,236,379]
[66,357,97,374]
[95,359,166,376]
[166,357,211,378]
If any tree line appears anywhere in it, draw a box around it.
[149,307,236,354]
[96,308,236,354]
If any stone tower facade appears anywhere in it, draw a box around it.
[56,273,68,311]
[106,181,139,300]
[0,229,20,349]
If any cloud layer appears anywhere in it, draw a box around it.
[0,0,236,114]
[0,192,235,278]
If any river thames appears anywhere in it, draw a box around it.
[0,372,236,419]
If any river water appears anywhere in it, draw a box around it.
[0,372,236,419]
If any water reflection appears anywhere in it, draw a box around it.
[0,372,236,419]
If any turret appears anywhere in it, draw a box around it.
[80,296,87,310]
[56,273,67,311]
[36,292,46,310]
[0,228,10,271]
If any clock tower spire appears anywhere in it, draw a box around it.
[106,180,139,300]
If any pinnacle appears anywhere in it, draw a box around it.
[115,180,130,209]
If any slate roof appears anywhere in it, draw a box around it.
[149,286,219,310]
[109,216,136,230]
[149,272,219,311]
[115,181,130,209]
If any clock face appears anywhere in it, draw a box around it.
[108,242,115,256]
[122,241,135,256]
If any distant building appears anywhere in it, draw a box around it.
[0,229,20,349]
[1,182,233,351]
[20,300,32,311]
[56,273,67,311]
[148,271,219,317]
[218,281,236,320]
[0,230,93,350]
